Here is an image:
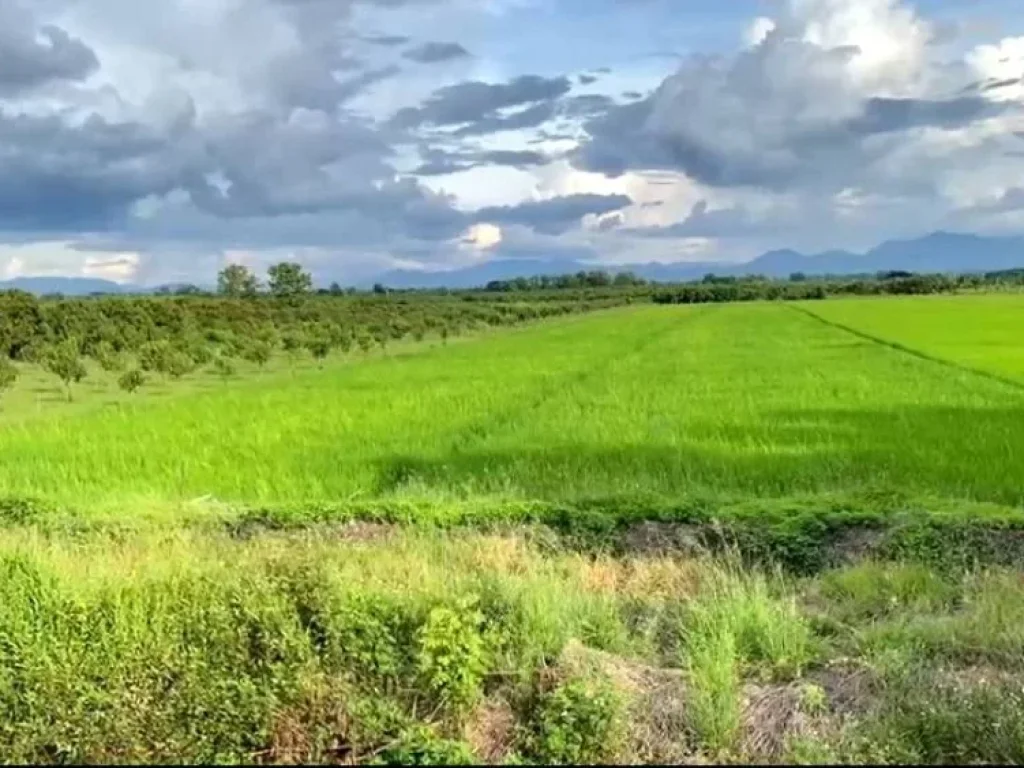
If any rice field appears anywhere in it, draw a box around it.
[1,294,1022,511]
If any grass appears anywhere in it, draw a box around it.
[1,295,1024,512]
[1,526,1024,763]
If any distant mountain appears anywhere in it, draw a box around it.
[4,231,1023,294]
[371,231,1024,289]
[0,277,134,295]
[742,232,1024,277]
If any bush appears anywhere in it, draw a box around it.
[0,358,17,401]
[213,356,237,380]
[118,369,146,394]
[374,725,476,766]
[92,340,124,372]
[243,341,273,369]
[415,597,490,713]
[520,674,625,765]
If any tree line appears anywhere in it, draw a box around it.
[650,269,1024,305]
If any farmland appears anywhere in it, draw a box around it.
[0,296,1022,511]
[3,291,1024,764]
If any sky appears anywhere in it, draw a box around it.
[0,0,1023,286]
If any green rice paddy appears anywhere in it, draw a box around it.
[1,295,1021,511]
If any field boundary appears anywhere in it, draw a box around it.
[9,490,1024,574]
[789,303,1024,395]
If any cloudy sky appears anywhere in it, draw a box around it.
[1,0,1023,285]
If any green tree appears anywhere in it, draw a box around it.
[44,340,88,400]
[118,369,146,394]
[164,350,196,380]
[267,262,312,300]
[306,336,332,367]
[0,358,18,406]
[93,340,124,373]
[243,340,272,370]
[212,355,236,381]
[217,264,260,298]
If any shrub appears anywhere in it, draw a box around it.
[415,597,490,713]
[213,356,237,380]
[164,350,196,380]
[118,369,146,394]
[0,358,17,402]
[520,674,625,765]
[243,341,273,369]
[374,725,476,766]
[92,340,124,372]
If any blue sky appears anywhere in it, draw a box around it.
[1,0,1023,285]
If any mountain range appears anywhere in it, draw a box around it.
[2,232,1022,295]
[374,232,1024,289]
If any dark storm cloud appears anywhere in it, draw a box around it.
[475,193,632,235]
[412,147,548,175]
[402,42,470,63]
[391,74,572,129]
[0,1,99,94]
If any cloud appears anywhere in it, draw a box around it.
[403,42,470,63]
[475,193,633,235]
[392,74,572,129]
[0,0,99,95]
[572,0,1024,242]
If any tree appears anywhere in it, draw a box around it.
[217,264,260,298]
[213,355,236,381]
[281,331,307,367]
[267,262,312,300]
[93,340,124,373]
[0,359,18,405]
[44,340,88,400]
[306,336,332,367]
[118,369,146,394]
[164,350,196,380]
[243,340,272,369]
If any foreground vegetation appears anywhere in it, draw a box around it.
[3,525,1024,764]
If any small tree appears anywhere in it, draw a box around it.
[306,336,332,368]
[267,262,312,301]
[0,358,18,405]
[213,355,236,381]
[138,341,169,374]
[164,351,196,380]
[243,341,272,370]
[44,340,88,400]
[218,264,260,298]
[118,369,146,394]
[93,340,124,373]
[281,332,307,368]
